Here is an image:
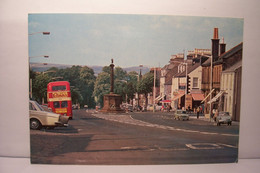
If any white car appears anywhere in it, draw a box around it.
[29,100,69,130]
[174,110,189,121]
[216,112,232,126]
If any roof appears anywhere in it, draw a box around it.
[202,42,243,67]
[222,60,242,73]
[164,66,179,85]
[220,42,243,60]
[175,62,201,78]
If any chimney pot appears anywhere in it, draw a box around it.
[213,28,219,39]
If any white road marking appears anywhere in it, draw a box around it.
[217,143,238,148]
[186,143,222,150]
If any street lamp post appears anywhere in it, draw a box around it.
[137,65,143,110]
[209,55,213,122]
[184,63,188,110]
[153,67,156,113]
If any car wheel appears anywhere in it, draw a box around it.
[30,119,42,130]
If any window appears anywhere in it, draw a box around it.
[29,102,36,110]
[52,85,66,91]
[193,77,199,88]
[54,101,60,108]
[61,101,68,108]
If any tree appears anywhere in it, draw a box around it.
[93,66,129,106]
[32,73,51,104]
[93,72,110,107]
[137,72,154,111]
[41,66,96,108]
[79,66,96,108]
[124,71,138,103]
[114,66,127,80]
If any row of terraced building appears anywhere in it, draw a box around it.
[148,28,242,121]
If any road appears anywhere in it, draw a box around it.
[30,109,239,165]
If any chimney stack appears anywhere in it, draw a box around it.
[219,37,226,55]
[211,28,220,62]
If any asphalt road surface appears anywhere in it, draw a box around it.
[30,109,239,165]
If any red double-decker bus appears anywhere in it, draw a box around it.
[47,81,73,119]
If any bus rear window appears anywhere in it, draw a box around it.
[52,85,66,91]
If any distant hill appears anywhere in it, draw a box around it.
[30,63,150,75]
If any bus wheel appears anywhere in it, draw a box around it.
[30,119,42,130]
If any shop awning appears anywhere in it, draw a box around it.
[191,93,205,101]
[201,89,215,103]
[207,90,225,104]
[155,95,165,101]
[172,92,185,101]
[155,95,162,101]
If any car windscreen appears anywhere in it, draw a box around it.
[34,101,44,111]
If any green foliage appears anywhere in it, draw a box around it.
[93,72,110,106]
[31,65,147,108]
[32,73,51,103]
[31,66,96,108]
[137,72,154,95]
[79,66,96,108]
[137,72,154,110]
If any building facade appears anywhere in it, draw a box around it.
[201,28,243,120]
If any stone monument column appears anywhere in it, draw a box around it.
[110,59,114,93]
[101,59,123,113]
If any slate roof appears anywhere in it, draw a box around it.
[222,60,242,73]
[202,42,243,67]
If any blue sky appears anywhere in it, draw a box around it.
[28,14,243,68]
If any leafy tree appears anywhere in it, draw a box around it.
[32,73,51,104]
[102,66,110,74]
[114,66,127,80]
[38,66,96,108]
[93,72,110,107]
[93,66,130,106]
[71,87,83,105]
[137,72,154,111]
[79,66,96,108]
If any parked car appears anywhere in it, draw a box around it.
[216,111,232,126]
[41,104,52,112]
[29,100,69,130]
[174,110,189,121]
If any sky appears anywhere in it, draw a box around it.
[28,14,243,68]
